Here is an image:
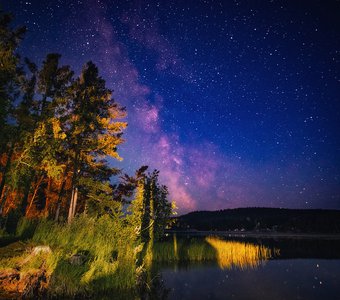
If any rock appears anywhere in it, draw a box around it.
[20,246,52,266]
[31,246,52,255]
[69,254,87,265]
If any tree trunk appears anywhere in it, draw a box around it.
[0,187,8,216]
[54,201,61,222]
[67,151,79,224]
[54,184,65,222]
[40,94,47,117]
[67,187,75,224]
[68,187,78,224]
[149,182,155,243]
[0,142,14,203]
[21,170,35,216]
[26,174,44,215]
[54,179,66,222]
[43,177,52,217]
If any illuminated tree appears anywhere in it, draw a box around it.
[61,61,126,223]
[145,170,172,241]
[12,54,73,216]
[128,168,172,242]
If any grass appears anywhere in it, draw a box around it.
[152,235,275,269]
[0,219,278,298]
[0,215,139,297]
[15,218,39,240]
[153,235,216,262]
[30,215,138,297]
[0,227,9,238]
[206,236,274,269]
[0,240,29,270]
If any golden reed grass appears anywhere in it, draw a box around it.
[205,236,275,270]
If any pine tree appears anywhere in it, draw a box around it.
[61,61,126,223]
[11,54,73,217]
[0,11,25,212]
[146,170,172,240]
[0,11,25,134]
[0,51,74,217]
[128,168,172,242]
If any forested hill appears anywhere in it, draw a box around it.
[172,208,340,233]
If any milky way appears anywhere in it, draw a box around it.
[5,0,340,213]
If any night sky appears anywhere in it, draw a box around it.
[4,0,340,213]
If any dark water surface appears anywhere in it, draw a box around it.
[158,236,340,300]
[161,259,340,300]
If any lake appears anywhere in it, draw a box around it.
[2,234,340,299]
[154,235,340,300]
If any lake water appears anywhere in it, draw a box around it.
[2,235,340,299]
[156,236,340,300]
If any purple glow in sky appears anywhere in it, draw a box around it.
[6,0,340,213]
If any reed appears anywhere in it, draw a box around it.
[205,236,273,269]
[152,235,216,262]
[152,235,275,270]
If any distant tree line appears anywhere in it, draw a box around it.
[174,208,340,233]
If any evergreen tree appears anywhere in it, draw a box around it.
[0,11,25,212]
[8,54,73,217]
[61,61,126,223]
[128,168,172,242]
[146,170,172,241]
[0,11,25,134]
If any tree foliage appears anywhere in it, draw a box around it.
[128,168,172,243]
[0,11,173,244]
[0,12,175,298]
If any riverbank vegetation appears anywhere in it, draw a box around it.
[0,10,176,298]
[0,231,276,298]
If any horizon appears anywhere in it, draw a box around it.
[177,206,340,216]
[4,0,340,214]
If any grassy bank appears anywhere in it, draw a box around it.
[0,218,276,298]
[0,215,138,298]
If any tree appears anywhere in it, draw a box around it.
[61,61,126,223]
[7,54,73,217]
[24,53,73,216]
[145,170,172,241]
[0,11,25,212]
[128,168,172,242]
[0,11,25,133]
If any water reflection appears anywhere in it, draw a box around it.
[161,259,340,300]
[156,235,340,300]
[205,236,277,269]
[43,236,340,299]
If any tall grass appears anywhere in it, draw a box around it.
[1,219,278,298]
[31,215,138,297]
[153,235,275,270]
[152,235,216,262]
[206,236,274,269]
[16,217,39,239]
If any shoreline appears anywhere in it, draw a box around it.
[166,230,340,240]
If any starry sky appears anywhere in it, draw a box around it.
[4,0,340,213]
